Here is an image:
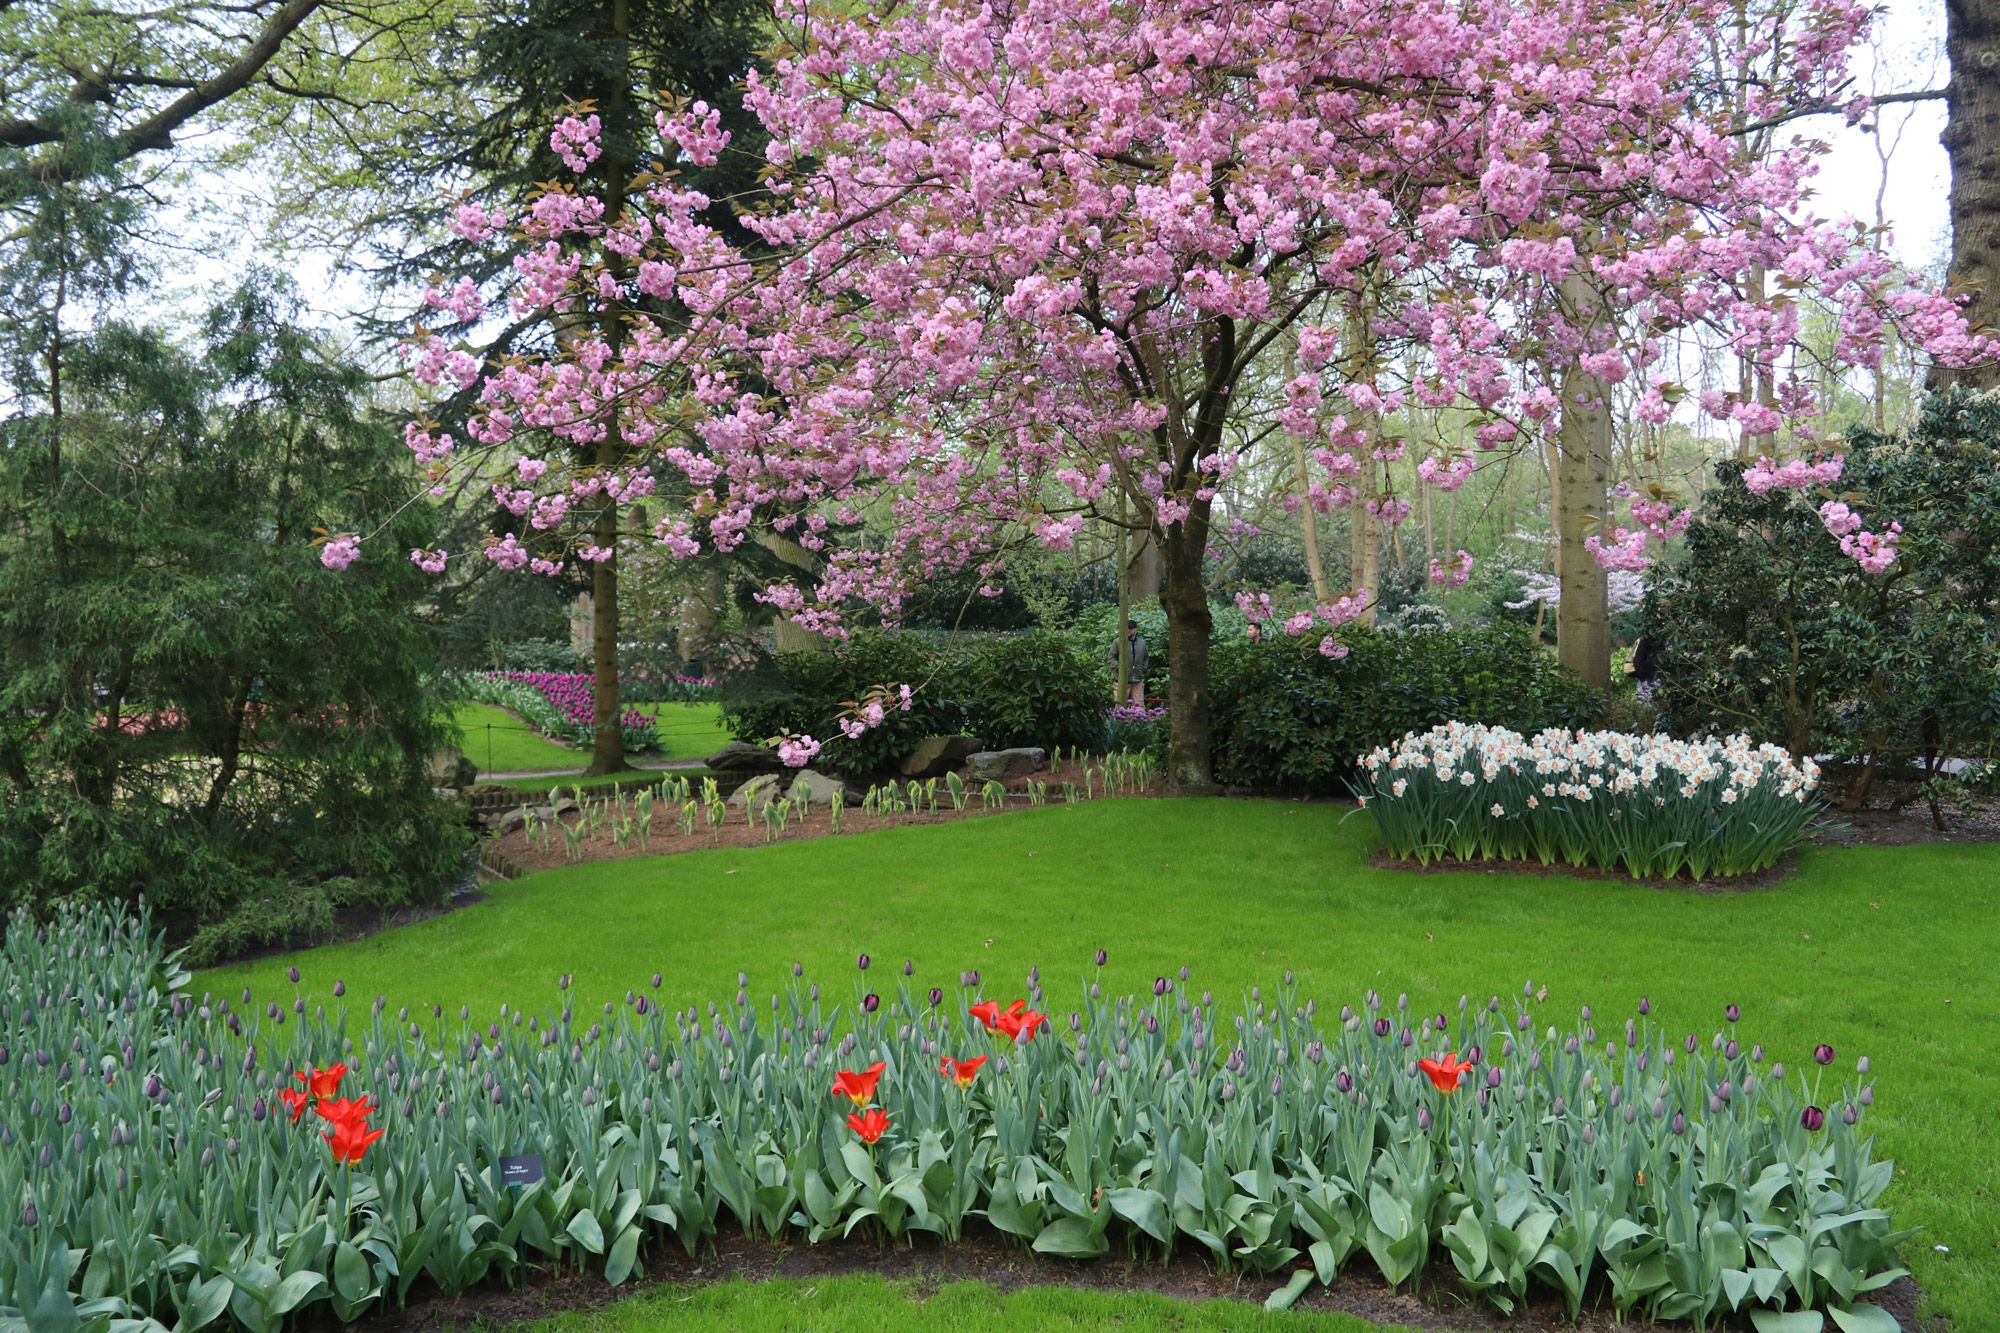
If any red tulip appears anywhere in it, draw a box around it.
[294,1064,348,1101]
[995,1006,1047,1043]
[831,1060,886,1107]
[1418,1052,1476,1094]
[968,1000,1002,1030]
[313,1095,374,1124]
[940,1055,988,1089]
[322,1109,386,1165]
[846,1106,891,1144]
[277,1089,311,1123]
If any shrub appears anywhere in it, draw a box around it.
[723,632,1103,774]
[0,280,471,958]
[1647,389,2000,807]
[1209,625,1604,794]
[1358,724,1821,879]
[4,902,1903,1329]
[1102,704,1167,758]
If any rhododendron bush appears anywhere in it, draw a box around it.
[1644,389,2000,808]
[7,903,1905,1329]
[1359,724,1821,879]
[461,672,660,750]
[358,0,1986,793]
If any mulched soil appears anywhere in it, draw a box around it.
[479,758,1162,878]
[334,1223,1928,1333]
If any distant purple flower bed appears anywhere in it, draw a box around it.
[493,672,651,733]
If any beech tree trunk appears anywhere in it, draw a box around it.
[1160,504,1218,795]
[1555,368,1612,689]
[1940,0,2000,389]
[761,532,825,652]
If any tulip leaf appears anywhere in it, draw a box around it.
[1827,1305,1901,1333]
[566,1209,605,1255]
[1748,1312,1825,1333]
[265,1272,325,1318]
[603,1226,641,1287]
[330,1244,371,1304]
[1262,1269,1313,1311]
[1032,1217,1109,1258]
[1108,1188,1171,1246]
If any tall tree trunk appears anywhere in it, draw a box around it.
[1285,344,1332,602]
[585,0,634,776]
[761,533,825,652]
[1160,504,1217,795]
[1345,300,1379,622]
[1555,366,1613,689]
[1114,496,1131,703]
[1940,0,2000,390]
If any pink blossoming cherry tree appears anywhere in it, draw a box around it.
[360,0,1983,791]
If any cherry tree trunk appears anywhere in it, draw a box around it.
[587,487,628,774]
[1940,0,2000,389]
[1555,366,1613,690]
[1160,510,1219,795]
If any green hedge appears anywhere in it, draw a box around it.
[2,902,1905,1330]
[724,632,1104,774]
[1210,625,1604,794]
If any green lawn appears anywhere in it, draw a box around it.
[200,801,2000,1325]
[453,702,726,774]
[632,701,727,761]
[524,1275,1407,1332]
[453,702,585,772]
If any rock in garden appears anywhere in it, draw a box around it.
[899,735,985,778]
[965,748,1047,782]
[727,774,783,810]
[426,748,478,790]
[493,807,530,835]
[788,769,846,805]
[705,741,785,773]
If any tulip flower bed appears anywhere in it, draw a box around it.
[462,672,659,751]
[4,904,1906,1332]
[1358,724,1822,880]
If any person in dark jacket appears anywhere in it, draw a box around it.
[1108,620,1149,705]
[1629,635,1659,706]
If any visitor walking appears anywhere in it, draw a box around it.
[1109,619,1149,705]
[1630,635,1659,706]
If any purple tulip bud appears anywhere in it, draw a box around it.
[1400,1028,1414,1048]
[1724,1039,1739,1059]
[1801,1105,1825,1131]
[252,1099,267,1122]
[1709,1094,1723,1113]
[1552,1096,1566,1116]
[143,1075,161,1098]
[1725,1004,1740,1023]
[863,993,880,1013]
[928,988,943,1007]
[1582,1123,1595,1145]
[1179,966,1189,981]
[1373,1018,1391,1038]
[1859,1083,1873,1106]
[1842,1103,1858,1125]
[900,960,913,978]
[966,970,980,987]
[57,1103,70,1124]
[1487,1067,1502,1088]
[1335,1071,1353,1093]
[1153,976,1169,996]
[857,954,870,971]
[288,966,300,984]
[1093,949,1107,967]
[635,997,648,1015]
[331,981,345,999]
[1467,1044,1482,1064]
[652,973,662,989]
[793,962,803,976]
[559,975,571,992]
[1637,997,1650,1016]
[1652,1097,1665,1119]
[1417,1107,1432,1130]
[1719,1080,1733,1102]
[1478,1088,1490,1109]
[1221,1080,1237,1102]
[1517,1013,1531,1032]
[1813,1044,1835,1066]
[1671,1112,1686,1135]
[1856,1055,1870,1074]
[21,1203,35,1227]
[1772,1061,1785,1079]
[1684,1033,1697,1054]
[1091,1076,1103,1096]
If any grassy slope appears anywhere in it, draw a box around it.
[527,1275,1408,1332]
[452,703,587,773]
[200,801,2000,1324]
[452,703,726,775]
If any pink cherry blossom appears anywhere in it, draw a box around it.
[409,548,449,574]
[319,535,359,571]
[1429,550,1475,587]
